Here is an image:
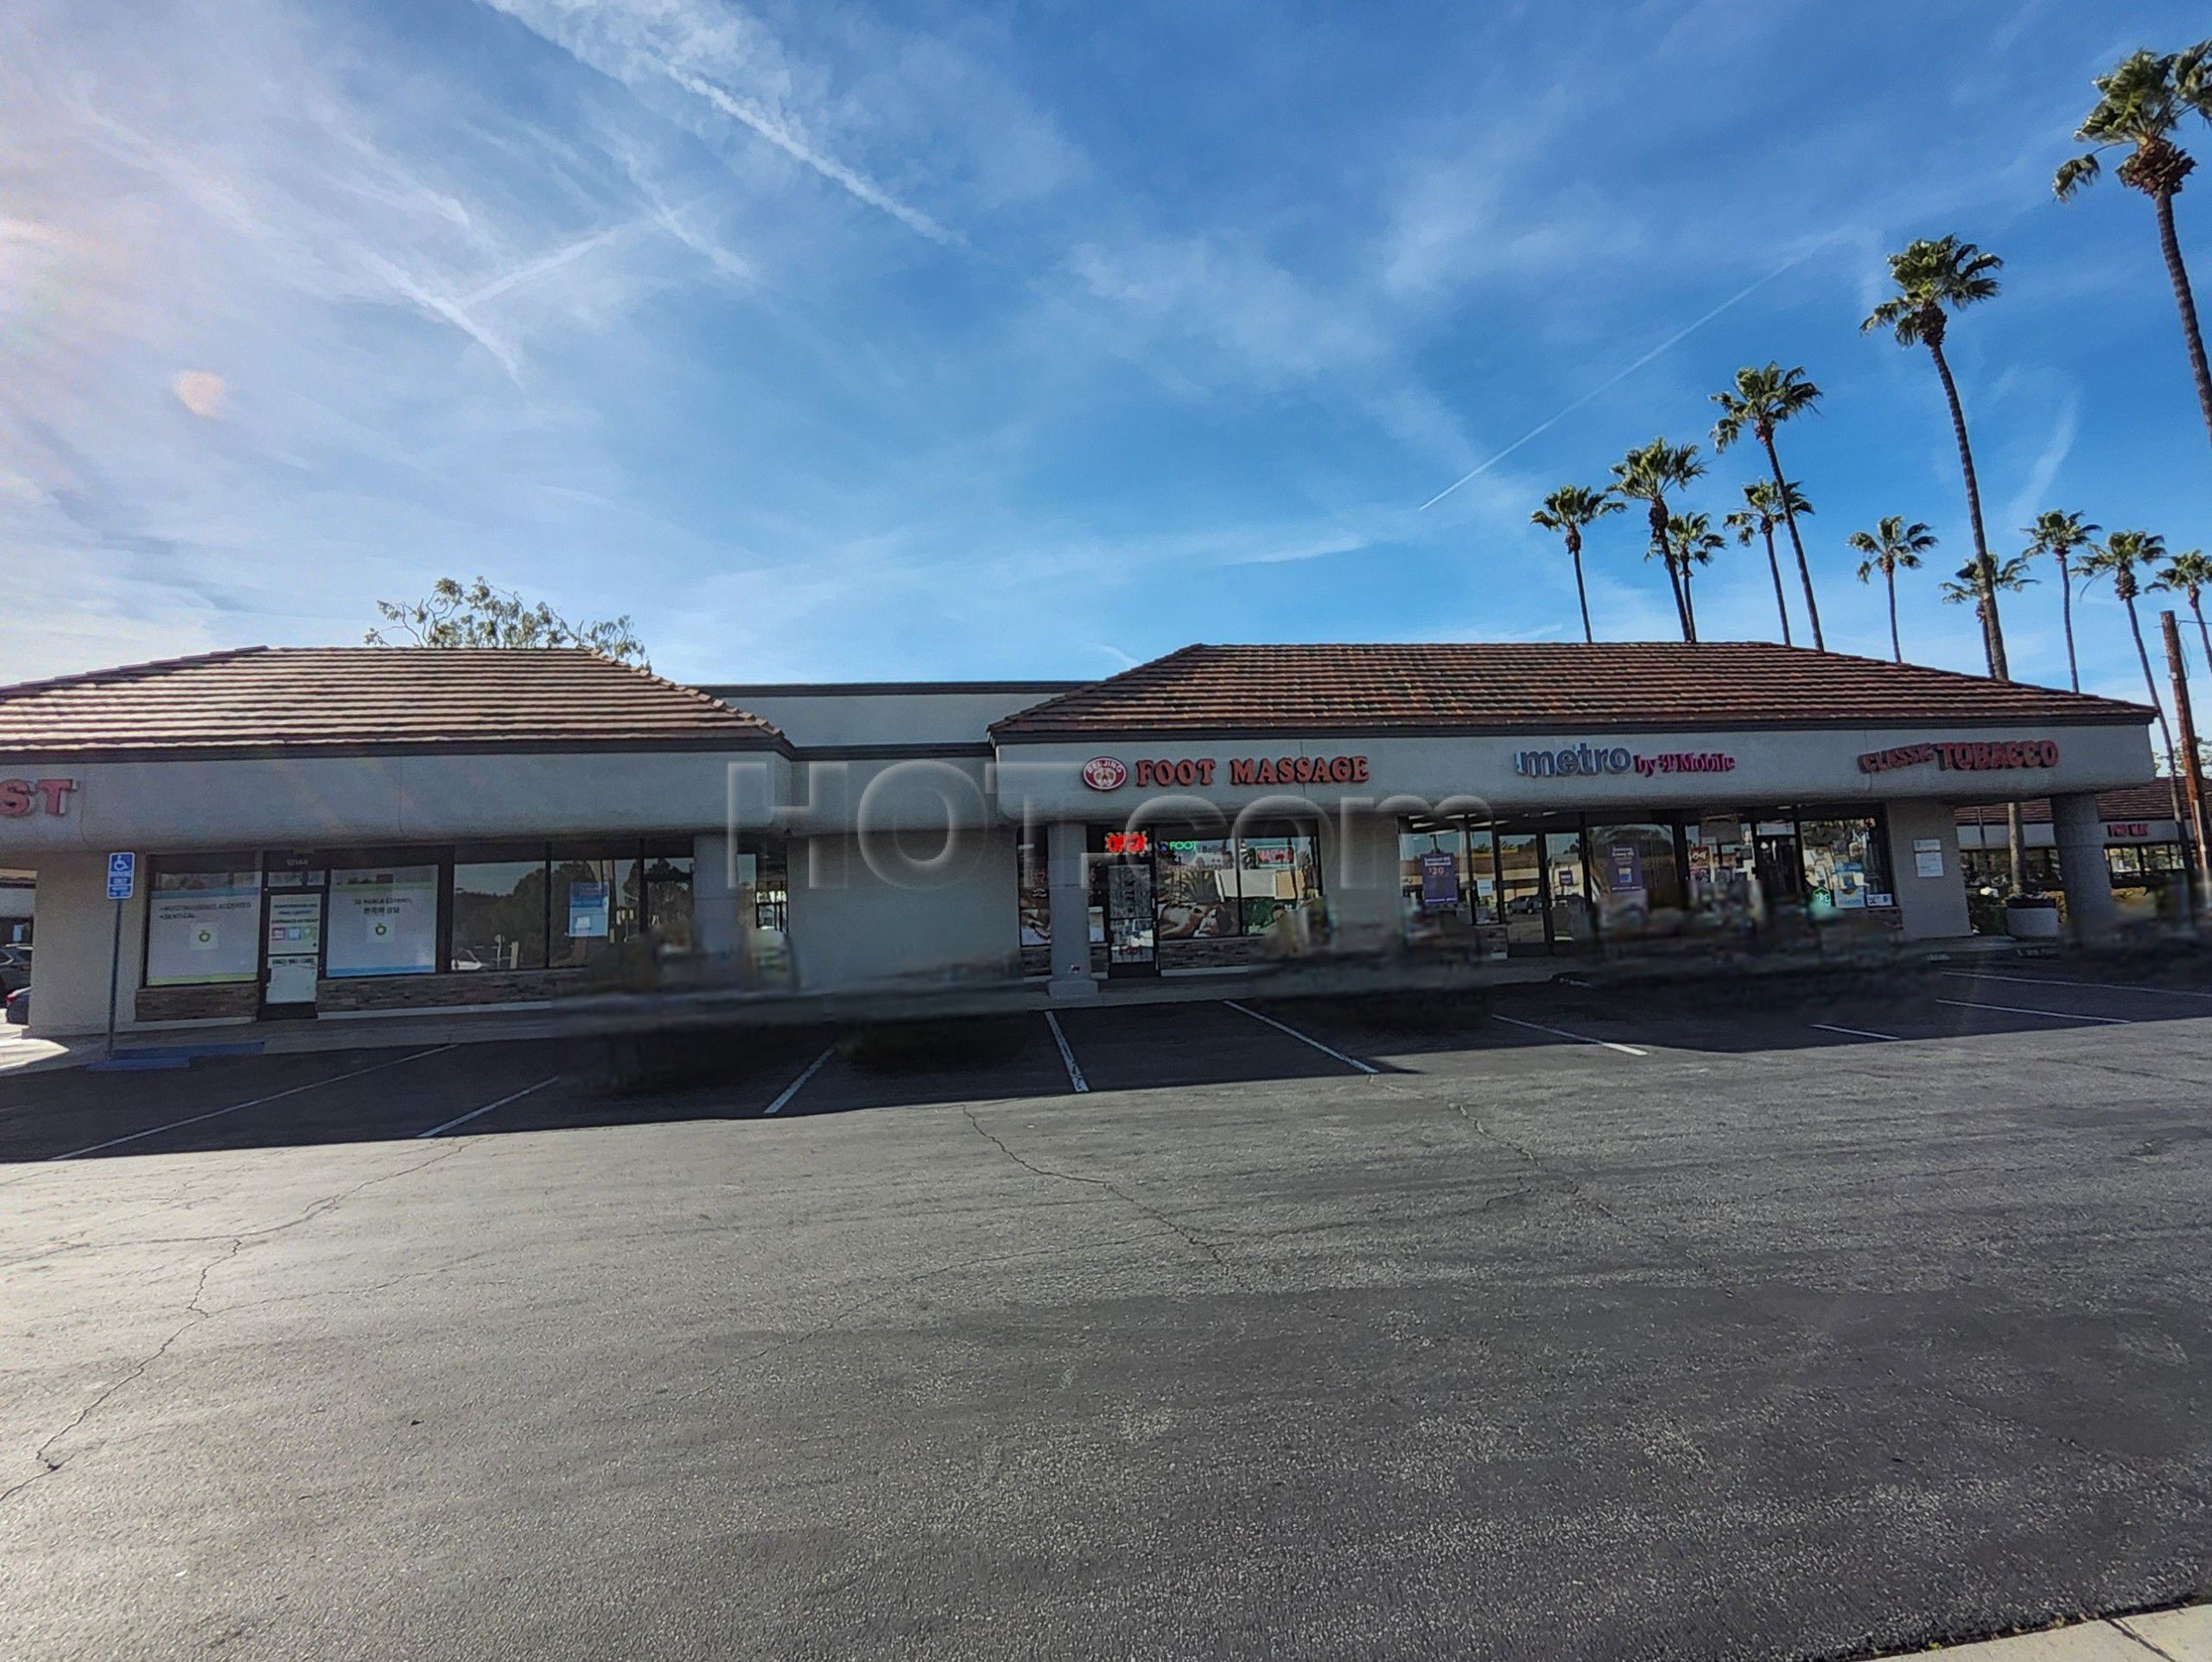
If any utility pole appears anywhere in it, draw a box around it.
[2161,609,2212,913]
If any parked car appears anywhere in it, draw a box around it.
[5,986,28,1026]
[0,944,29,995]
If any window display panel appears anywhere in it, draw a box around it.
[551,855,640,968]
[1155,832,1237,940]
[1233,826,1319,934]
[1545,829,1595,946]
[1798,817,1892,916]
[1018,837,1050,946]
[327,865,439,977]
[451,860,547,971]
[1588,823,1684,936]
[1400,821,1466,941]
[643,854,695,951]
[145,865,262,987]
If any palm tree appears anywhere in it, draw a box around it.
[1713,363,1826,649]
[2022,510,2101,691]
[1937,554,2035,625]
[2056,43,2212,453]
[1530,485,1625,644]
[1861,238,2010,679]
[2082,531,2183,793]
[2154,546,2212,672]
[1610,439,1707,641]
[1849,517,1937,663]
[1722,479,1811,646]
[1665,511,1726,641]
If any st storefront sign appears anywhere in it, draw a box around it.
[1858,739,2061,774]
[0,777,77,817]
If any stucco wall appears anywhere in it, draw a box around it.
[28,853,146,1037]
[784,827,1020,992]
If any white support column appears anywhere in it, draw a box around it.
[691,833,751,959]
[1325,809,1401,955]
[1882,799,1970,942]
[1044,820,1098,1001]
[2051,791,2120,944]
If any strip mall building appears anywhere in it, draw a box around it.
[0,641,2158,1037]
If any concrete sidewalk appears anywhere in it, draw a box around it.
[1907,1604,2208,1658]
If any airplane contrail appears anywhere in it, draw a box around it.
[1417,245,1825,512]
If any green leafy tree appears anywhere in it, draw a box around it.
[2023,510,2101,691]
[1530,485,1625,644]
[1849,517,1937,663]
[1664,511,1726,641]
[1610,438,1707,642]
[1711,363,1825,649]
[1861,238,2011,679]
[2153,546,2212,676]
[1722,479,1812,647]
[2056,43,2212,452]
[368,577,647,668]
[2082,531,2181,777]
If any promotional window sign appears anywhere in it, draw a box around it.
[1418,849,1459,913]
[145,874,261,987]
[567,880,611,939]
[326,866,438,977]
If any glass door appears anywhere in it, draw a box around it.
[1105,857,1158,976]
[1497,831,1547,953]
[1545,828,1595,950]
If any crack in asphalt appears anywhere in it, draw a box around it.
[0,1140,473,1511]
[959,1105,1250,1290]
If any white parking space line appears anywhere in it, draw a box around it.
[1811,1022,1903,1043]
[416,1074,563,1139]
[1223,1001,1380,1075]
[1934,998,2129,1025]
[763,1045,837,1116]
[1942,969,2212,1000]
[1043,1012,1090,1093]
[1489,1013,1649,1057]
[51,1044,457,1161]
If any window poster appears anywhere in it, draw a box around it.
[567,880,611,939]
[145,873,260,986]
[326,866,438,977]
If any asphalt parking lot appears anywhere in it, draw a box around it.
[3,961,2210,1660]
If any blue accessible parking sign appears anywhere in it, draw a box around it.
[106,852,137,902]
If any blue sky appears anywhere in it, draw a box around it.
[3,0,2210,706]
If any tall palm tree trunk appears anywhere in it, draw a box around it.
[2192,594,2212,685]
[2125,595,2191,843]
[2057,552,2080,692]
[1758,524,1793,645]
[1760,435,1822,650]
[2155,189,2212,453]
[1885,568,1902,662]
[1569,539,1593,644]
[1682,563,1700,643]
[1926,333,2022,892]
[1649,503,1689,640]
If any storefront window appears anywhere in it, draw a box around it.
[550,853,639,968]
[451,860,547,972]
[1018,837,1050,945]
[643,853,694,951]
[1587,822,1684,936]
[2107,843,2184,879]
[145,858,262,987]
[1233,824,1319,935]
[327,864,439,978]
[1798,817,1892,917]
[1545,828,1594,946]
[1155,832,1237,941]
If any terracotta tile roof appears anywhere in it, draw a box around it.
[0,647,785,759]
[1958,783,2180,827]
[991,643,2156,739]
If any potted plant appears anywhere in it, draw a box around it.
[2004,890,2061,941]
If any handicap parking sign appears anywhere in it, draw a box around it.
[106,851,137,901]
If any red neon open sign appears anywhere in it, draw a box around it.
[1103,832,1149,855]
